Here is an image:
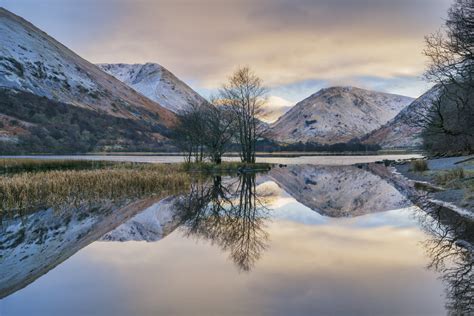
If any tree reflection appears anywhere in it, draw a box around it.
[173,174,270,272]
[415,205,473,315]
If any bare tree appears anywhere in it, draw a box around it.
[201,97,235,164]
[172,101,206,163]
[422,0,474,153]
[219,67,267,163]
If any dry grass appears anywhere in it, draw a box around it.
[433,168,474,203]
[0,158,115,174]
[435,168,465,186]
[411,159,429,172]
[0,163,190,216]
[0,159,273,216]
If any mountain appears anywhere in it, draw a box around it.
[361,86,440,148]
[0,8,177,152]
[269,164,411,217]
[98,63,206,113]
[269,87,414,144]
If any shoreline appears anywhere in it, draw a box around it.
[372,155,474,219]
[0,150,423,158]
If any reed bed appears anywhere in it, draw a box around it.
[0,159,273,216]
[0,159,116,175]
[0,164,190,216]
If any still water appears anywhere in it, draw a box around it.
[0,154,422,165]
[0,161,472,316]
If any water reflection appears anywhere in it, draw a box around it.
[415,205,474,315]
[0,163,472,316]
[0,197,167,298]
[100,197,180,242]
[173,175,270,272]
[269,164,411,217]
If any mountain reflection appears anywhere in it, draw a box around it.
[415,205,473,315]
[173,174,270,272]
[0,197,166,299]
[269,164,411,217]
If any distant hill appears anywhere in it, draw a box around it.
[269,86,413,144]
[98,63,206,113]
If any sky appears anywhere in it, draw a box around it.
[0,0,452,118]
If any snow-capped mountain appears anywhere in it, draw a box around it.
[0,8,175,127]
[98,63,206,113]
[269,87,414,144]
[269,164,411,217]
[361,86,440,148]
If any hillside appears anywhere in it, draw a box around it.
[361,86,440,148]
[98,63,206,113]
[269,87,413,144]
[0,8,177,152]
[0,88,175,153]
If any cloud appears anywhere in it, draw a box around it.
[260,96,294,123]
[2,0,452,99]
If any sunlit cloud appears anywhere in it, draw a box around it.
[2,0,452,101]
[260,96,293,123]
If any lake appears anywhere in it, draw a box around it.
[0,154,423,165]
[0,156,472,316]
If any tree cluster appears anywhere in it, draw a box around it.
[172,67,267,163]
[279,141,381,153]
[172,100,235,163]
[422,0,474,154]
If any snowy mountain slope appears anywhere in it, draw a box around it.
[361,86,440,148]
[0,8,175,127]
[269,164,411,217]
[269,87,414,144]
[0,197,178,298]
[98,63,206,113]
